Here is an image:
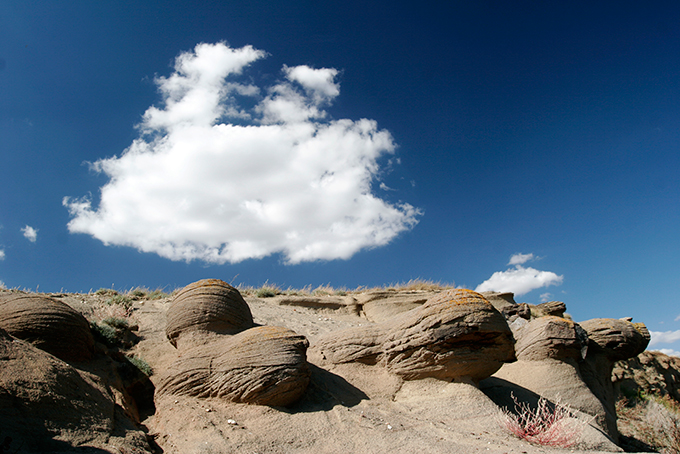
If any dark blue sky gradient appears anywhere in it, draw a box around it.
[1,1,679,343]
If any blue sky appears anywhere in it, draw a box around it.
[1,2,679,353]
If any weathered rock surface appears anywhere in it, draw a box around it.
[0,293,94,362]
[480,291,517,312]
[0,328,152,453]
[166,278,254,348]
[614,350,680,402]
[513,315,587,361]
[355,290,438,323]
[578,318,651,442]
[579,318,651,362]
[531,301,567,318]
[484,312,651,445]
[158,325,311,406]
[314,289,515,381]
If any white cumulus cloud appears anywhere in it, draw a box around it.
[0,249,5,260]
[649,330,680,346]
[63,42,421,264]
[475,253,563,296]
[21,225,38,242]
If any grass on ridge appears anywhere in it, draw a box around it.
[237,278,454,298]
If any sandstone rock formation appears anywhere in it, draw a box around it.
[0,293,94,362]
[483,303,651,446]
[0,328,152,453]
[158,325,310,406]
[354,290,438,323]
[512,315,587,361]
[314,289,515,381]
[578,318,651,441]
[166,278,254,348]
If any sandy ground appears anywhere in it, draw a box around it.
[55,292,633,454]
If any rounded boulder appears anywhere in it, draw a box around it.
[0,293,94,362]
[166,279,254,347]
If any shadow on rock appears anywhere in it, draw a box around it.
[284,363,369,413]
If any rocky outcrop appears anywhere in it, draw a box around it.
[579,318,650,362]
[578,318,651,441]
[512,315,587,361]
[157,325,310,406]
[314,289,515,381]
[166,278,254,348]
[0,328,152,453]
[354,290,438,323]
[0,293,94,362]
[484,308,651,445]
[613,350,680,402]
[531,300,567,318]
[480,291,517,312]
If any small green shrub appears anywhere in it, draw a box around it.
[91,322,120,346]
[95,288,118,296]
[106,294,133,309]
[128,356,153,376]
[256,287,278,298]
[102,316,129,330]
[130,288,147,298]
[147,289,169,300]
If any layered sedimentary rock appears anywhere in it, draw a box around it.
[485,306,651,444]
[158,325,310,406]
[484,314,611,440]
[314,289,515,381]
[0,293,94,362]
[513,315,588,361]
[166,279,254,347]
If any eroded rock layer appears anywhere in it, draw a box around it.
[166,278,254,347]
[315,289,515,381]
[0,293,94,362]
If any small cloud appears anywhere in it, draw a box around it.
[654,349,680,358]
[21,225,38,242]
[540,292,552,302]
[475,254,563,297]
[508,253,534,266]
[675,314,680,322]
[0,249,4,260]
[649,330,680,346]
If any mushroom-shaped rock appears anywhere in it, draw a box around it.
[166,279,254,347]
[314,289,515,381]
[0,293,94,362]
[157,326,310,406]
[578,318,651,443]
[579,318,650,361]
[513,316,587,361]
